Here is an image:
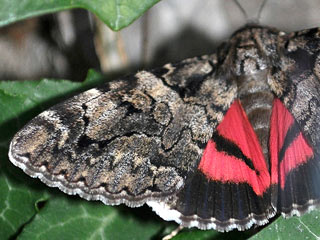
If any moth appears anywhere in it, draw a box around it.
[9,25,320,232]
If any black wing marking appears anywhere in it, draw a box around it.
[9,55,236,207]
[268,27,320,215]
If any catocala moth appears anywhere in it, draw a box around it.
[8,25,320,232]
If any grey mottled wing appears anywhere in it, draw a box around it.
[9,55,236,207]
[269,28,320,214]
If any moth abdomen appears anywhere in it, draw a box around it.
[8,25,320,233]
[236,69,274,161]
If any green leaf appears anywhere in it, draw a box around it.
[18,195,162,240]
[250,211,320,239]
[0,145,48,240]
[0,0,160,31]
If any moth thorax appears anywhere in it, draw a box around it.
[233,45,268,76]
[227,26,279,77]
[237,69,274,166]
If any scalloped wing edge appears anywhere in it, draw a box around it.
[147,201,276,232]
[8,141,184,208]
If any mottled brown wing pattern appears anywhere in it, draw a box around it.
[268,28,320,215]
[9,55,236,207]
[9,25,320,232]
[149,26,281,231]
[269,28,320,152]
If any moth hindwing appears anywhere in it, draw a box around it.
[9,25,320,232]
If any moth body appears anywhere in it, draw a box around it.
[9,25,320,232]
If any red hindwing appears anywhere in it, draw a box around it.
[270,98,314,189]
[198,100,270,196]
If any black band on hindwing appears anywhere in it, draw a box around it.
[278,121,301,163]
[212,132,256,173]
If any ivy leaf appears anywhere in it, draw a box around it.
[0,0,160,31]
[250,211,320,239]
[18,195,163,240]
